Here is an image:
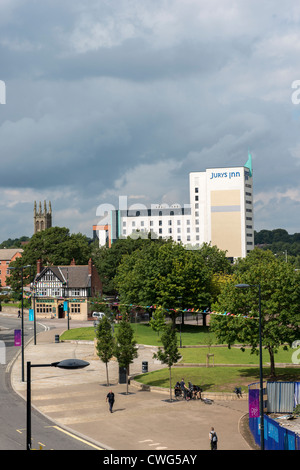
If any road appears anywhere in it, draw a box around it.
[0,314,99,450]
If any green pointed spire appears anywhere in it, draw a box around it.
[245,150,252,176]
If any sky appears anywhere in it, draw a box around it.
[1,0,300,241]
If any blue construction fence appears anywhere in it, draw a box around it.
[248,382,300,450]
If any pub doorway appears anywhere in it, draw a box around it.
[58,304,65,319]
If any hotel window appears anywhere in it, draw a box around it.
[123,221,126,227]
[195,195,199,201]
[159,220,162,226]
[195,187,199,193]
[132,221,136,227]
[168,220,172,225]
[159,228,162,234]
[168,228,172,234]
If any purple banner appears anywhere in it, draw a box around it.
[14,329,21,347]
[249,389,260,418]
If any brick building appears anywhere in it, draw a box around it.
[0,249,23,287]
[32,258,102,321]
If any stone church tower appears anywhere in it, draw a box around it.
[34,201,52,234]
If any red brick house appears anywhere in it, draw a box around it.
[0,249,23,287]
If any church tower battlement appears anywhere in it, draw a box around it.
[34,201,52,234]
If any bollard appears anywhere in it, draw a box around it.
[142,361,148,373]
[55,334,59,343]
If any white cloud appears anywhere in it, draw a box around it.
[0,0,300,241]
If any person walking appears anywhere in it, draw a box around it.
[209,427,218,450]
[106,390,115,413]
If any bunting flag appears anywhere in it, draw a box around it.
[88,299,256,319]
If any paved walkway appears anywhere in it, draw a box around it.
[10,328,253,451]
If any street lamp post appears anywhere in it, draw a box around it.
[8,264,31,382]
[235,283,264,450]
[26,358,89,450]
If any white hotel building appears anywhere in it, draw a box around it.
[93,159,254,259]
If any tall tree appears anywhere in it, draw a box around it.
[114,317,138,394]
[210,249,300,377]
[153,325,182,401]
[114,240,215,326]
[95,315,115,386]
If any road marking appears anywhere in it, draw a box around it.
[49,425,104,450]
[138,438,168,450]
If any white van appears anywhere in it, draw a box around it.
[92,312,105,319]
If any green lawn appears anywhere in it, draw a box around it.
[180,345,294,365]
[134,366,300,394]
[60,323,299,393]
[60,323,217,346]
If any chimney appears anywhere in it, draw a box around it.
[37,259,42,274]
[70,258,76,266]
[88,258,93,276]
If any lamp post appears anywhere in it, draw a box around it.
[8,264,31,382]
[26,358,89,450]
[235,283,264,450]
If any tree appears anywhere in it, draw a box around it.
[95,315,115,386]
[153,325,182,401]
[210,249,300,377]
[92,236,166,295]
[149,306,166,336]
[114,317,138,394]
[114,240,215,327]
[7,227,92,291]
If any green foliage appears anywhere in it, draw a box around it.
[92,236,166,295]
[211,248,300,377]
[7,227,92,291]
[114,318,138,369]
[153,324,182,401]
[114,240,227,326]
[153,325,182,368]
[149,306,167,336]
[95,315,115,385]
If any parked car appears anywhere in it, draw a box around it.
[92,312,105,319]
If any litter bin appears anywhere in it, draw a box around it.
[55,334,59,343]
[119,366,127,384]
[142,361,148,373]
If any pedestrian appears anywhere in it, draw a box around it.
[209,427,218,450]
[180,378,190,400]
[18,310,21,318]
[106,389,115,413]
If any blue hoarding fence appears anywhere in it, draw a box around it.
[248,382,300,450]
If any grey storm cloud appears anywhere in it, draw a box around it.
[0,0,300,240]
